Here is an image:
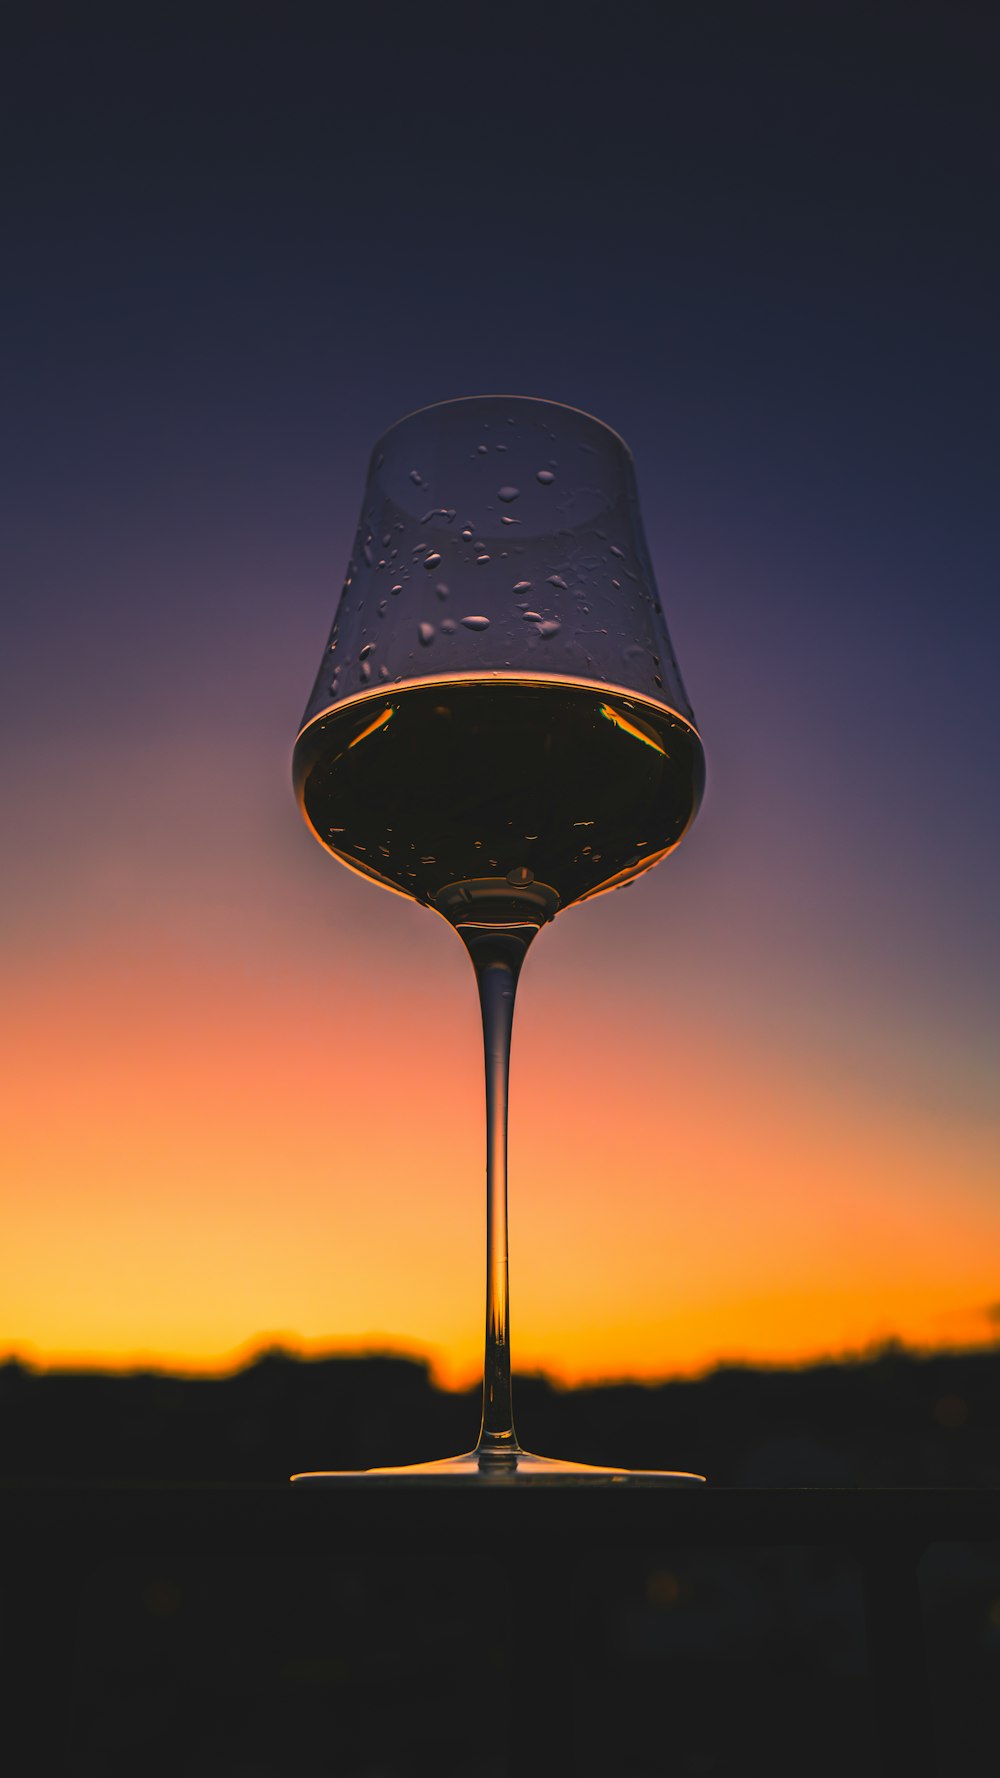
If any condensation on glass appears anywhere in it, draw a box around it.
[299,395,695,728]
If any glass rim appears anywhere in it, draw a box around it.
[369,394,635,464]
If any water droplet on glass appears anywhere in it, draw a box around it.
[441,618,456,633]
[424,553,442,569]
[461,615,490,630]
[536,469,555,484]
[513,580,532,593]
[507,866,535,886]
[461,526,474,539]
[418,622,435,646]
[475,553,491,563]
[359,643,375,659]
[391,584,403,595]
[522,611,542,621]
[547,574,568,589]
[410,469,425,485]
[610,544,624,558]
[477,444,488,454]
[536,620,561,638]
[435,581,450,599]
[497,486,520,503]
[500,515,519,525]
[362,542,374,566]
[359,662,372,682]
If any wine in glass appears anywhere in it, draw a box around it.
[291,397,705,1483]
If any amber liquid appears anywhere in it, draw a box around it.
[293,677,704,926]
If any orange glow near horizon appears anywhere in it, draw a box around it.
[4,922,998,1392]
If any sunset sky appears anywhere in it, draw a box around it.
[2,4,998,1388]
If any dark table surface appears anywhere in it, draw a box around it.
[4,1484,998,1778]
[5,1480,1000,1545]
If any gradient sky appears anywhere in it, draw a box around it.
[2,3,998,1387]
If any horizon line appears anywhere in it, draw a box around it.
[4,1330,998,1390]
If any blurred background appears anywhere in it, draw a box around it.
[2,0,998,1393]
[2,5,999,1772]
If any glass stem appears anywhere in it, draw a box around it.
[459,925,533,1463]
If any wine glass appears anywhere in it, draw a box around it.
[290,396,705,1484]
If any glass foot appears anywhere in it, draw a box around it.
[291,1449,705,1485]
